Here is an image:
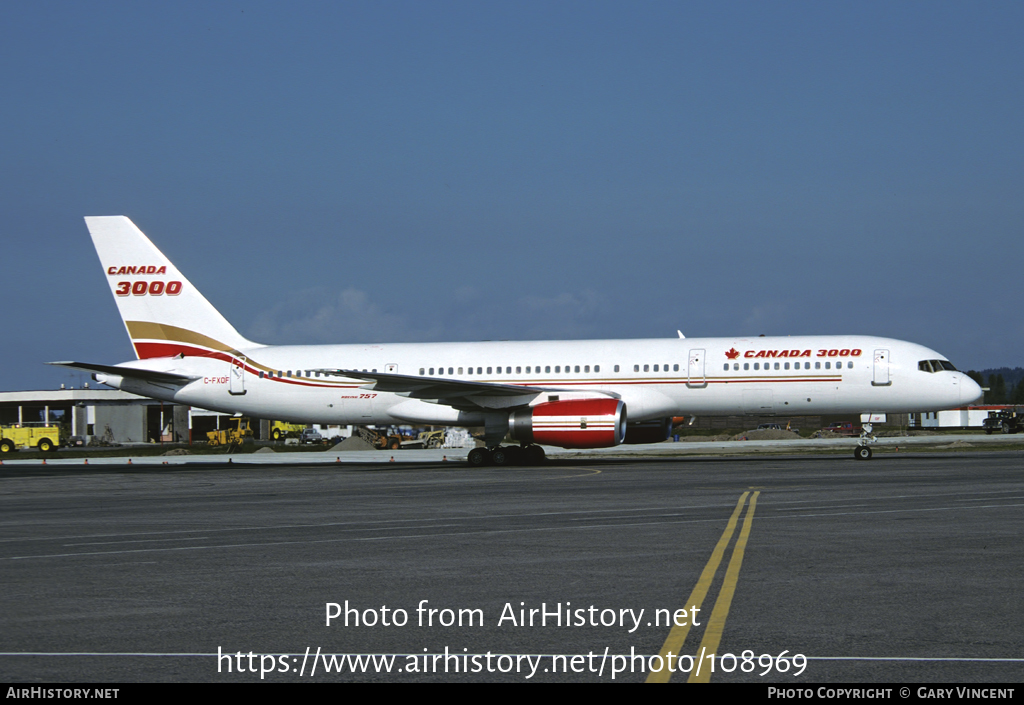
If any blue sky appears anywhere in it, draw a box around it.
[2,1,1021,390]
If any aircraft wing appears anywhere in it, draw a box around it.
[318,368,561,409]
[47,361,200,385]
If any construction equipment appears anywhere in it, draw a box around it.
[207,418,253,446]
[270,420,305,441]
[400,429,446,449]
[351,426,410,450]
[0,425,62,453]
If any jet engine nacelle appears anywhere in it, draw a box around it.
[508,398,626,449]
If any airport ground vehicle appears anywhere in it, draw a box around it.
[982,408,1024,434]
[51,216,985,463]
[207,418,253,446]
[0,425,62,453]
[271,420,305,441]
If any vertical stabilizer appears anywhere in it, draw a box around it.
[85,216,260,359]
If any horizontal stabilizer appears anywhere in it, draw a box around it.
[47,361,199,385]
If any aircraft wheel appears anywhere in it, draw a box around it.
[524,445,546,465]
[467,447,490,466]
[0,439,15,453]
[854,446,872,461]
[491,447,510,466]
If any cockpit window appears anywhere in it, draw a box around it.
[919,359,957,373]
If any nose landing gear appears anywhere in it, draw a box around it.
[854,422,876,460]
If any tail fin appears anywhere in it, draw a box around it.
[85,216,260,359]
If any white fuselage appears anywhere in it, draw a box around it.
[103,335,979,426]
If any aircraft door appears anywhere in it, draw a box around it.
[229,356,247,396]
[872,349,891,387]
[687,349,707,388]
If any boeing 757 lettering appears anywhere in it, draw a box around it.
[51,216,982,463]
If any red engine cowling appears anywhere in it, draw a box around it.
[508,399,626,449]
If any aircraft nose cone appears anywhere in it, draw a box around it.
[961,374,984,406]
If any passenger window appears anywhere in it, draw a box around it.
[784,362,789,370]
[575,365,580,373]
[734,363,739,371]
[545,366,551,373]
[429,368,435,375]
[754,363,759,370]
[815,362,821,369]
[506,367,511,374]
[634,365,639,372]
[458,367,463,374]
[654,364,659,372]
[847,361,853,369]
[516,366,521,374]
[487,367,492,374]
[744,363,749,370]
[259,371,265,378]
[584,365,590,373]
[774,362,780,370]
[467,367,473,375]
[555,366,560,373]
[723,364,729,371]
[419,368,425,375]
[643,364,649,372]
[477,367,482,374]
[825,362,830,369]
[595,365,600,372]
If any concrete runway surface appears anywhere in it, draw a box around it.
[1,449,1022,682]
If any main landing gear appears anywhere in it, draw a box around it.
[467,444,546,467]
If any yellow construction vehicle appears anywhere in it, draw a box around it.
[0,425,61,453]
[270,420,305,441]
[207,418,253,446]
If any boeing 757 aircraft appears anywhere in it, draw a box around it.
[52,216,982,463]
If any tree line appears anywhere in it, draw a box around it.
[965,368,1024,404]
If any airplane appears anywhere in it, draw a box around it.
[51,216,983,463]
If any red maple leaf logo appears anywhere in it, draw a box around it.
[725,347,740,360]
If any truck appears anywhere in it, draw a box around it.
[0,425,62,453]
[822,422,861,436]
[982,408,1024,434]
[299,428,324,444]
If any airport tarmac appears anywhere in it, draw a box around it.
[0,432,1021,468]
[1,448,1021,683]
